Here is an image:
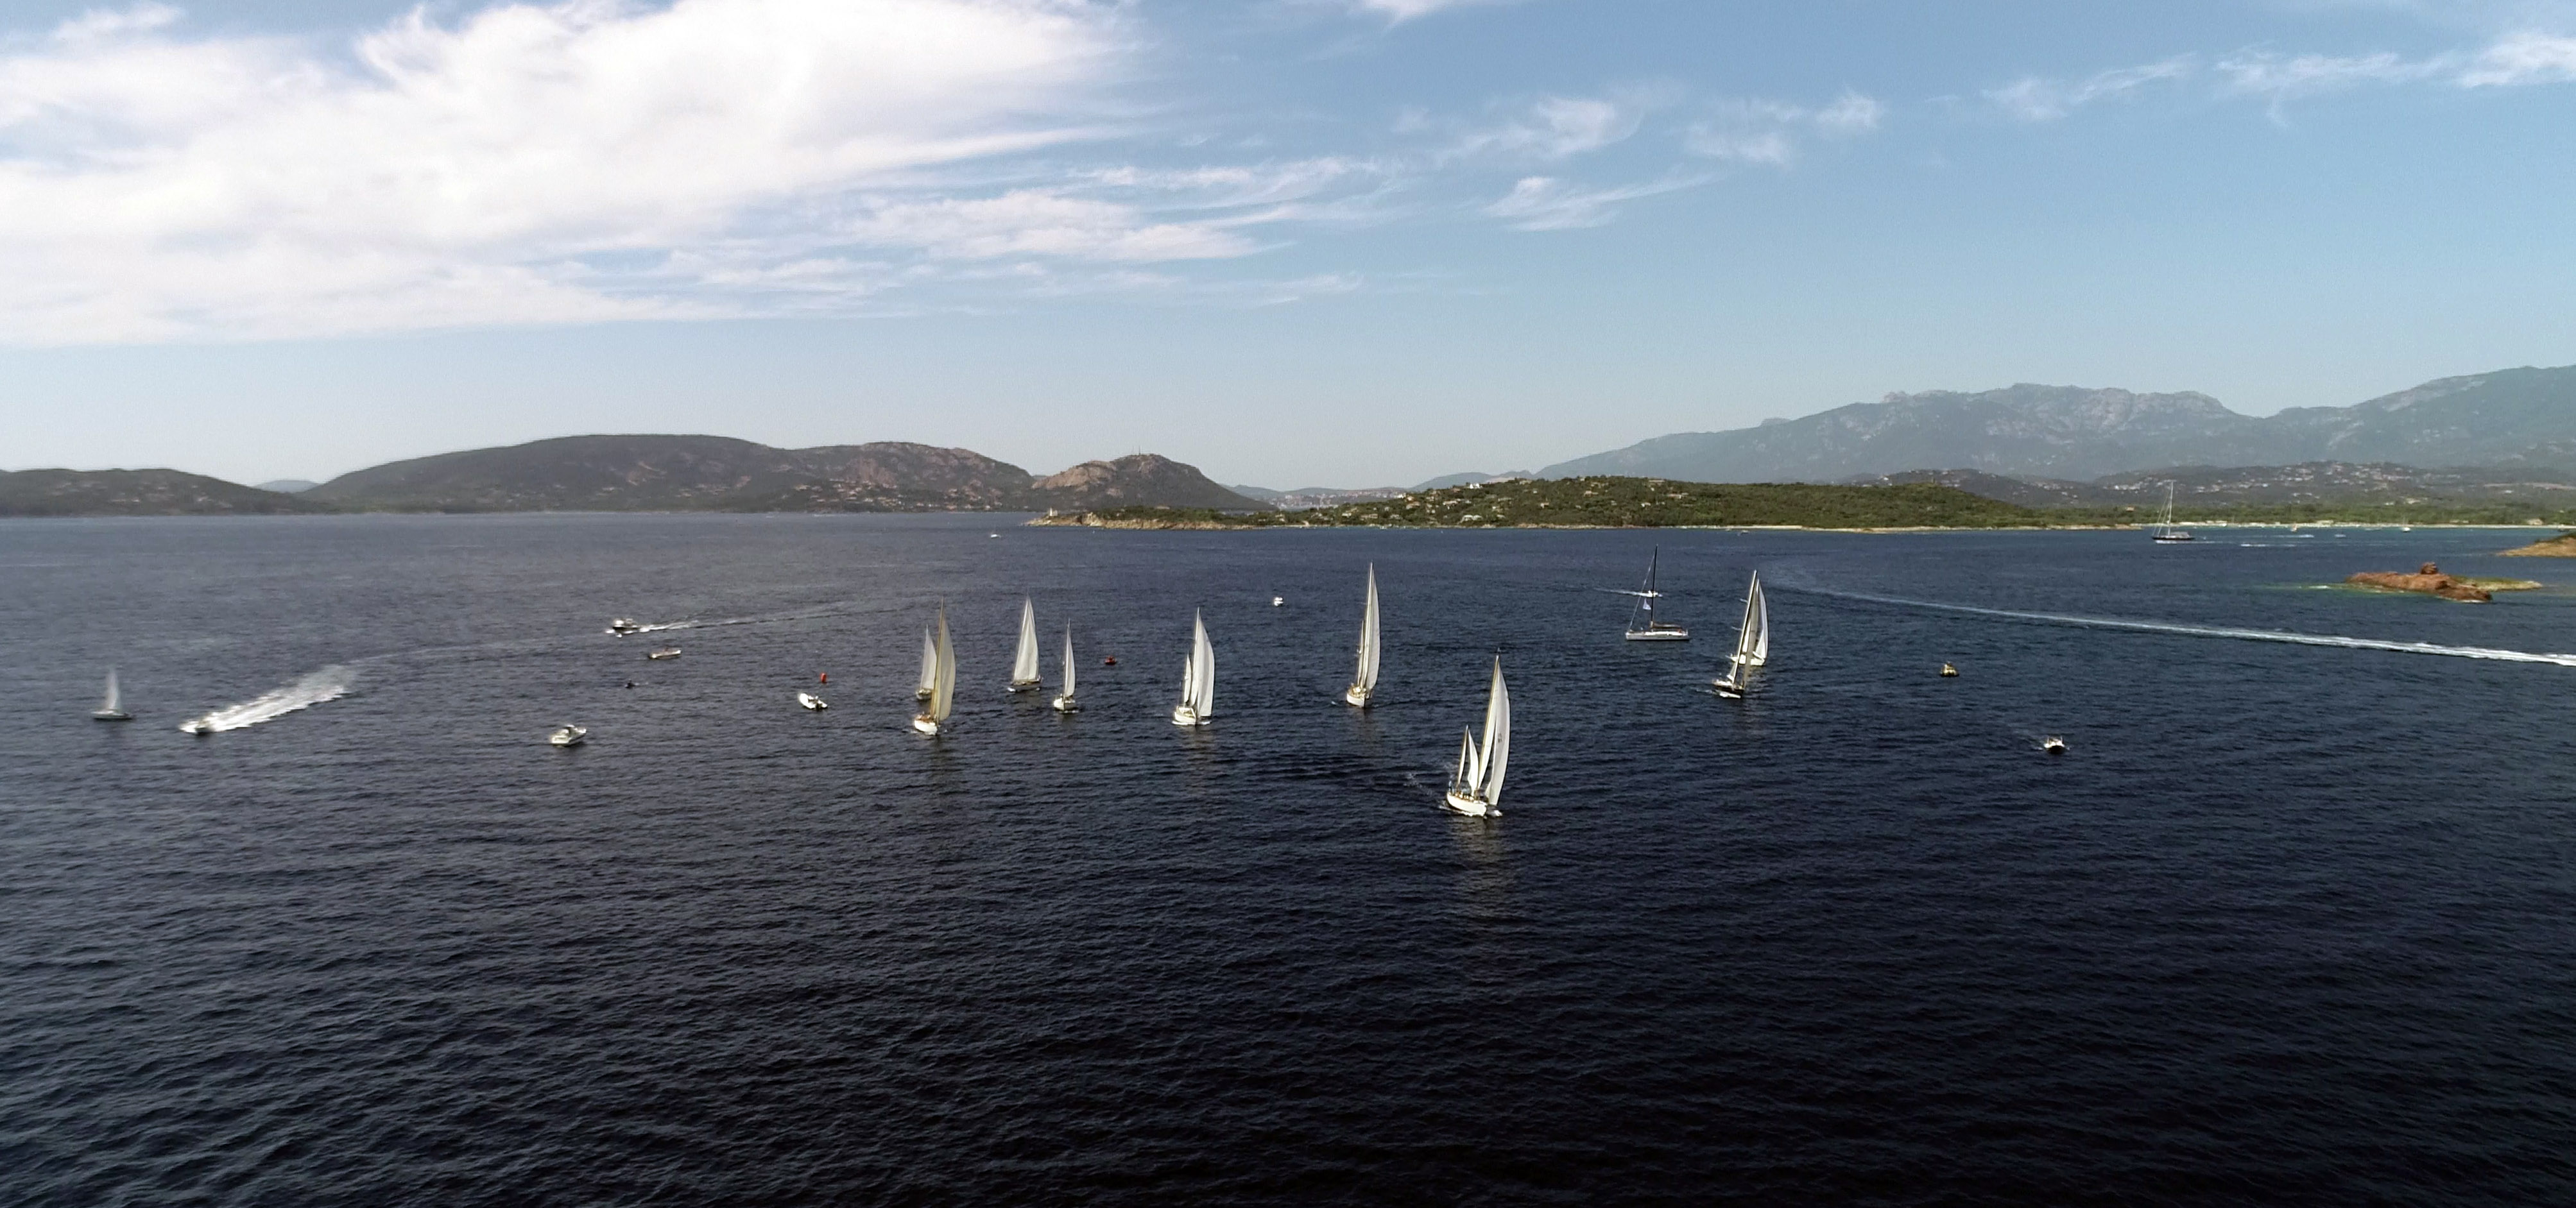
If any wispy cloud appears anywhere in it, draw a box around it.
[1684,92,1883,164]
[1425,87,1675,163]
[1986,57,2195,121]
[2460,30,2576,83]
[1344,0,1506,22]
[1483,174,1701,230]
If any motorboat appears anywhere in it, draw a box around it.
[549,724,587,747]
[606,618,644,634]
[1939,663,1959,677]
[797,692,829,711]
[646,647,682,660]
[2042,735,2067,754]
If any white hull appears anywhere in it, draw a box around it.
[1172,706,1206,727]
[1052,695,1079,713]
[1007,681,1042,694]
[797,693,829,711]
[1624,629,1689,642]
[92,711,132,722]
[549,726,586,747]
[1343,685,1371,708]
[911,715,941,735]
[2152,533,2195,543]
[1443,790,1497,817]
[181,720,215,736]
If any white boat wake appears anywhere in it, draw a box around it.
[179,665,360,733]
[1802,588,2576,668]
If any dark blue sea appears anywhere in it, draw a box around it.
[5,515,2573,1205]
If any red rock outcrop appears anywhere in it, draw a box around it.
[2346,563,2491,602]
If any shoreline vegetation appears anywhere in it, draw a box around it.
[1029,476,2576,532]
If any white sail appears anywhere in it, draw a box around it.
[1010,597,1042,687]
[1352,565,1381,695]
[1190,609,1216,719]
[1477,657,1510,804]
[100,668,121,714]
[928,606,956,723]
[1060,625,1077,699]
[915,627,938,699]
[1747,573,1769,666]
[1454,727,1479,792]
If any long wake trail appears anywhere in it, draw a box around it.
[1796,586,2576,668]
[180,665,360,733]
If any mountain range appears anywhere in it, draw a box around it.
[1534,364,2576,484]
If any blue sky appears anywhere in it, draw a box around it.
[1,0,2571,488]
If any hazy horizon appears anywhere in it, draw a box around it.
[3,1,2572,486]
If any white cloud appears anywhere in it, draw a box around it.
[2460,30,2576,83]
[1483,174,1699,230]
[1438,90,1669,162]
[0,0,1201,343]
[1683,92,1884,164]
[1986,56,2195,121]
[1347,0,1503,22]
[2215,49,2448,99]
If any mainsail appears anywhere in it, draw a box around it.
[1747,574,1769,667]
[915,627,938,701]
[927,606,956,724]
[1348,565,1381,704]
[1190,610,1216,720]
[1059,624,1078,700]
[99,668,121,715]
[1477,656,1510,804]
[1010,597,1042,688]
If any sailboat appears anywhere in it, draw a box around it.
[1051,624,1080,713]
[914,627,938,702]
[912,606,956,736]
[1443,657,1510,817]
[1620,547,1689,641]
[1712,571,1768,699]
[2152,481,2197,543]
[1343,565,1381,708]
[1171,610,1215,727]
[92,668,132,721]
[1008,597,1043,693]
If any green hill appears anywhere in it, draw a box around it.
[1042,476,2047,529]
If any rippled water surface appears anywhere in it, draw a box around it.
[6,515,2574,1205]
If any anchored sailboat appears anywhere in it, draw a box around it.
[1620,547,1689,641]
[914,627,938,702]
[92,668,131,721]
[1444,657,1510,817]
[2152,481,2196,543]
[1171,610,1215,727]
[1052,624,1080,713]
[912,606,956,736]
[1008,597,1043,693]
[1713,572,1768,699]
[1344,565,1381,708]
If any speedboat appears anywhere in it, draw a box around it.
[606,618,644,634]
[796,692,829,711]
[1939,663,1959,677]
[180,717,216,736]
[646,647,682,660]
[549,724,587,747]
[2041,735,2067,754]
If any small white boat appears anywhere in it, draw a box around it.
[1444,657,1510,817]
[180,717,216,736]
[1712,571,1768,699]
[1171,610,1215,727]
[797,692,829,711]
[92,667,132,721]
[606,617,644,634]
[1343,565,1380,708]
[1939,663,1959,678]
[1008,596,1043,693]
[549,724,587,747]
[646,647,682,660]
[1272,596,1285,607]
[2151,482,2196,543]
[1051,623,1081,713]
[1620,547,1689,641]
[2042,735,2067,754]
[913,604,956,736]
[914,627,938,702]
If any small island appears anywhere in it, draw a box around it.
[2344,562,2540,602]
